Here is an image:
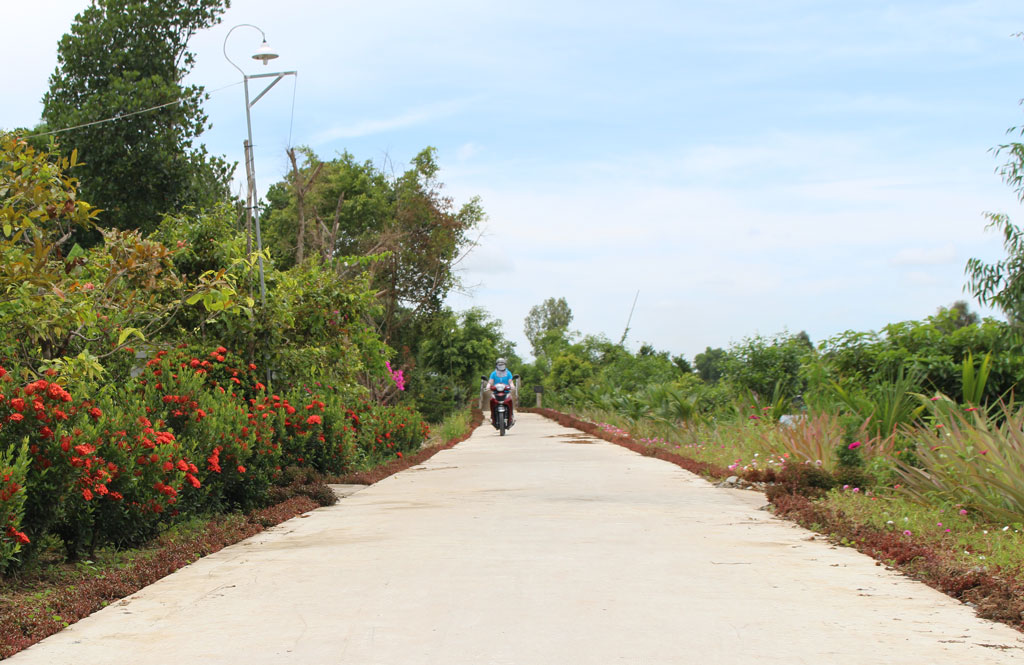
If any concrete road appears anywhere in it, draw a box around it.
[9,413,1024,664]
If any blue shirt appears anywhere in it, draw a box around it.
[489,369,514,387]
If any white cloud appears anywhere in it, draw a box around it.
[456,142,480,161]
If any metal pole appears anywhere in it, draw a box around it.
[242,139,254,256]
[243,75,268,309]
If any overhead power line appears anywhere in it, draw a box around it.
[31,81,242,138]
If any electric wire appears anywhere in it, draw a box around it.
[286,72,298,148]
[30,81,242,137]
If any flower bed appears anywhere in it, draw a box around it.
[0,347,429,571]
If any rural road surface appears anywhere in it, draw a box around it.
[9,413,1024,664]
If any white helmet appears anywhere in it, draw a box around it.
[495,358,507,371]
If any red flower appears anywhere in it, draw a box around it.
[237,465,246,474]
[82,488,93,501]
[89,407,103,420]
[306,415,322,425]
[9,398,24,412]
[176,460,188,472]
[8,413,23,423]
[5,526,29,545]
[217,346,227,354]
[186,473,201,489]
[249,363,257,371]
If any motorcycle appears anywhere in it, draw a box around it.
[482,374,520,436]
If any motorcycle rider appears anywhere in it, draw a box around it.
[486,358,516,426]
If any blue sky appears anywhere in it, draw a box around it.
[5,1,1024,361]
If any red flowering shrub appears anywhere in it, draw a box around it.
[133,347,280,511]
[0,434,31,572]
[0,370,102,559]
[65,387,191,551]
[0,345,433,569]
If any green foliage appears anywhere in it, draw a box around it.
[544,352,595,395]
[263,148,392,270]
[262,147,484,347]
[966,90,1024,323]
[0,142,245,379]
[694,346,727,383]
[818,313,1024,405]
[0,134,99,289]
[895,402,1024,524]
[524,297,574,361]
[723,332,812,400]
[817,367,926,441]
[417,307,513,391]
[41,0,231,236]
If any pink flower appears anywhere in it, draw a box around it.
[848,441,862,450]
[959,509,968,516]
[903,530,912,536]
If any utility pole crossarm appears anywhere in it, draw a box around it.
[247,71,297,109]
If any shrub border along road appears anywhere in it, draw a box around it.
[527,407,1024,632]
[0,409,483,659]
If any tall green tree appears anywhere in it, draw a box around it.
[262,146,484,346]
[966,55,1024,324]
[41,0,232,236]
[694,346,727,383]
[524,296,574,362]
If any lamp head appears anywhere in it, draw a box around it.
[252,40,279,66]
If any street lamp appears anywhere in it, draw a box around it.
[223,23,297,309]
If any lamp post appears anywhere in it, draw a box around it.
[222,23,297,309]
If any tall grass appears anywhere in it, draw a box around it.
[894,402,1024,524]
